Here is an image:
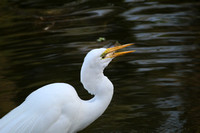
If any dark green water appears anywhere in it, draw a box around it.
[0,0,200,132]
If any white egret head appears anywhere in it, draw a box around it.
[83,43,135,71]
[81,43,135,95]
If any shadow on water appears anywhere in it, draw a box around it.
[0,0,200,132]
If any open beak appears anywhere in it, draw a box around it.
[101,43,135,58]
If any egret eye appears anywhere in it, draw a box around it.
[100,51,115,59]
[100,49,109,59]
[100,52,107,59]
[101,52,110,59]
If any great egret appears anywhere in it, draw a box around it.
[0,43,134,133]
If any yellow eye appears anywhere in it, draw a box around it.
[100,53,106,58]
[100,49,109,59]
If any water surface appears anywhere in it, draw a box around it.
[0,0,200,132]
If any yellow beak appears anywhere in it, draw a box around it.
[102,43,135,58]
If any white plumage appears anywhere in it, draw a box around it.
[0,44,134,133]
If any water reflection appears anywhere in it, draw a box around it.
[0,0,200,132]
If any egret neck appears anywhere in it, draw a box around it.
[78,53,114,130]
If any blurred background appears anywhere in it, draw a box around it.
[0,0,200,132]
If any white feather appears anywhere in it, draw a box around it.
[0,48,114,133]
